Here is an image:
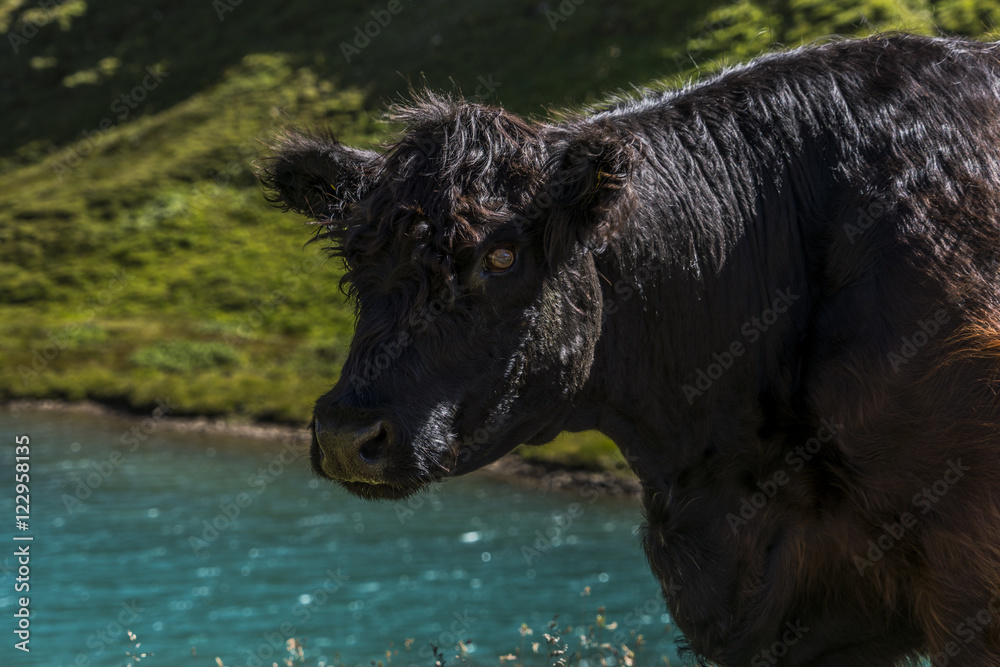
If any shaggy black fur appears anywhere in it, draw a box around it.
[261,34,1000,666]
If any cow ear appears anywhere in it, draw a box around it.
[258,131,378,221]
[544,125,638,262]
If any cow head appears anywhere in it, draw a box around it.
[259,93,636,499]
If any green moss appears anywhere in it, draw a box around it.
[516,431,631,473]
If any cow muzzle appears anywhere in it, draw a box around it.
[312,416,392,484]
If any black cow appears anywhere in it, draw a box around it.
[261,34,1000,666]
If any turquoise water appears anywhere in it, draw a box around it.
[0,410,680,666]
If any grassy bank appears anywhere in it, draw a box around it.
[2,0,998,467]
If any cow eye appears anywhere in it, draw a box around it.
[483,244,516,274]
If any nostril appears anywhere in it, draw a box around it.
[313,411,393,480]
[357,424,388,465]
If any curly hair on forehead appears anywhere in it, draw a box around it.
[313,91,548,315]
